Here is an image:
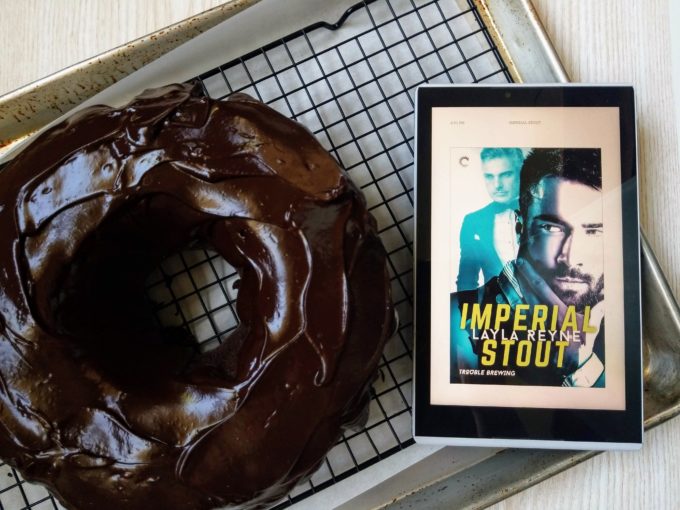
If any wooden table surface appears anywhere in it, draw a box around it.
[1,1,678,509]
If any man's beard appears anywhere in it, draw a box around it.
[543,263,604,311]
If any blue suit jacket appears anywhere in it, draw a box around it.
[456,201,511,291]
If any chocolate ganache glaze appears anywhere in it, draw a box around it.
[0,84,394,509]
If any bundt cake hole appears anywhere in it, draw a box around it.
[46,194,241,383]
[145,248,240,357]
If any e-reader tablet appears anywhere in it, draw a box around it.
[413,85,641,449]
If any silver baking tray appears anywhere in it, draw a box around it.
[1,1,679,509]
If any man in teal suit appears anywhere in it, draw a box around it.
[456,148,524,291]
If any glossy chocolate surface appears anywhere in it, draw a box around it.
[0,84,394,509]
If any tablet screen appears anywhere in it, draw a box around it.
[414,86,641,449]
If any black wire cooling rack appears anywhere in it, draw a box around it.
[0,1,511,508]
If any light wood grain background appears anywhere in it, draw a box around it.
[1,1,679,509]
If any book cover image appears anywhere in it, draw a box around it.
[429,107,627,412]
[450,147,605,388]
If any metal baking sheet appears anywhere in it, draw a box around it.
[0,1,678,509]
